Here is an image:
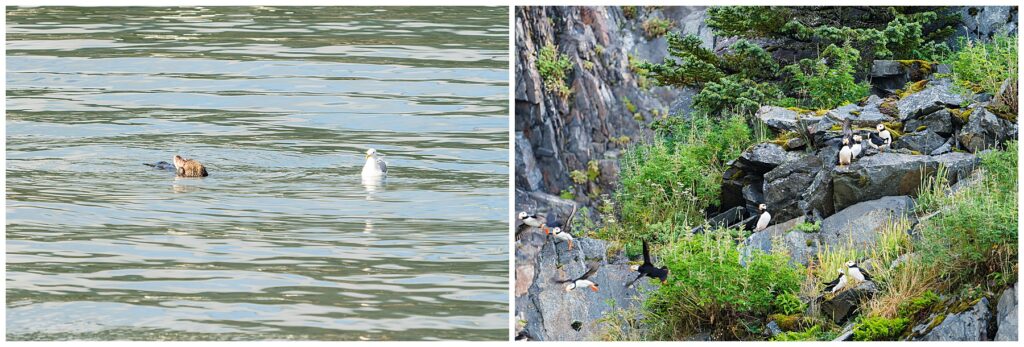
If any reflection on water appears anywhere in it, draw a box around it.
[6,6,508,341]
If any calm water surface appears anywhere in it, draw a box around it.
[6,6,508,340]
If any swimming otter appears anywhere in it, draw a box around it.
[173,155,208,177]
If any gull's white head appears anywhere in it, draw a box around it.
[366,148,378,159]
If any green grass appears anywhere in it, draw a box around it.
[942,34,1017,96]
[852,316,909,341]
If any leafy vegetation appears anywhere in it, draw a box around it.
[643,229,805,339]
[536,42,573,98]
[852,316,909,341]
[791,220,821,233]
[642,18,673,38]
[941,33,1018,95]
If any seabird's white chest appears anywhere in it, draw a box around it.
[755,211,771,231]
[362,157,386,178]
[851,143,862,158]
[849,267,866,281]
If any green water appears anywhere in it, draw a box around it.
[6,6,509,341]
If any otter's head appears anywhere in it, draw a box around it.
[173,155,186,168]
[876,123,886,132]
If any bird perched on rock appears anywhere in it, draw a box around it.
[839,137,853,167]
[516,211,547,240]
[754,203,771,232]
[626,240,670,287]
[558,262,600,292]
[851,134,863,159]
[823,260,872,294]
[869,124,892,150]
[547,216,576,251]
[823,269,847,293]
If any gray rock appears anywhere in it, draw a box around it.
[763,153,822,222]
[896,81,965,120]
[996,282,1018,341]
[757,106,823,133]
[831,152,978,212]
[819,281,878,324]
[895,129,947,154]
[904,108,954,136]
[740,143,794,174]
[929,138,953,156]
[951,6,1018,48]
[958,106,1013,153]
[742,216,819,266]
[919,298,990,341]
[819,196,915,253]
[516,132,544,191]
[800,168,835,219]
[871,60,931,96]
[766,320,783,337]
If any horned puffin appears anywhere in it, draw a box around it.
[823,269,846,293]
[851,134,863,159]
[547,217,576,250]
[626,240,670,287]
[823,260,872,294]
[839,137,853,167]
[559,262,600,292]
[754,203,771,232]
[869,124,892,150]
[517,211,548,233]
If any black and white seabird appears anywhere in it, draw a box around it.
[558,262,600,292]
[754,203,771,232]
[839,137,853,166]
[517,211,548,234]
[869,124,892,150]
[847,260,871,282]
[823,269,846,293]
[547,217,576,250]
[851,134,863,159]
[626,240,670,287]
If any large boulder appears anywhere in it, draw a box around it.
[871,60,931,96]
[896,81,965,120]
[739,143,794,174]
[819,281,878,324]
[831,152,978,212]
[800,169,835,219]
[996,282,1018,341]
[958,106,1013,153]
[918,298,990,341]
[904,108,954,136]
[819,196,915,253]
[516,132,544,191]
[757,106,823,133]
[951,6,1018,47]
[742,216,819,266]
[895,129,946,154]
[763,153,822,222]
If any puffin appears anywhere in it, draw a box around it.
[517,211,548,234]
[838,137,853,167]
[362,148,388,179]
[548,216,576,250]
[626,240,670,287]
[754,203,771,232]
[823,269,846,293]
[851,134,863,159]
[846,260,872,282]
[869,124,892,150]
[559,262,600,292]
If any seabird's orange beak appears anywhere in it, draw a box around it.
[590,285,598,292]
[543,227,550,235]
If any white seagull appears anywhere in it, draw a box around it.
[362,148,388,179]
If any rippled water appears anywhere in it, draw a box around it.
[6,6,509,341]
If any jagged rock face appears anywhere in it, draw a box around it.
[958,106,1013,153]
[741,143,794,175]
[918,298,991,341]
[995,282,1018,341]
[741,216,819,266]
[895,129,947,154]
[896,80,965,120]
[870,60,932,96]
[904,108,955,136]
[819,196,915,253]
[831,152,978,212]
[517,132,544,191]
[819,281,878,324]
[517,235,654,341]
[950,6,1018,47]
[763,153,822,222]
[515,6,709,209]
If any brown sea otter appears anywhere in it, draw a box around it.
[144,155,208,177]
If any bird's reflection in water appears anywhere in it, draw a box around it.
[363,218,374,234]
[361,176,386,201]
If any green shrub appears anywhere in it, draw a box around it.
[774,292,807,315]
[637,32,723,87]
[852,316,909,341]
[622,6,637,20]
[792,221,821,233]
[643,230,804,339]
[692,75,776,117]
[898,290,940,317]
[536,42,573,98]
[783,43,871,109]
[942,34,1017,96]
[642,18,673,38]
[772,325,836,341]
